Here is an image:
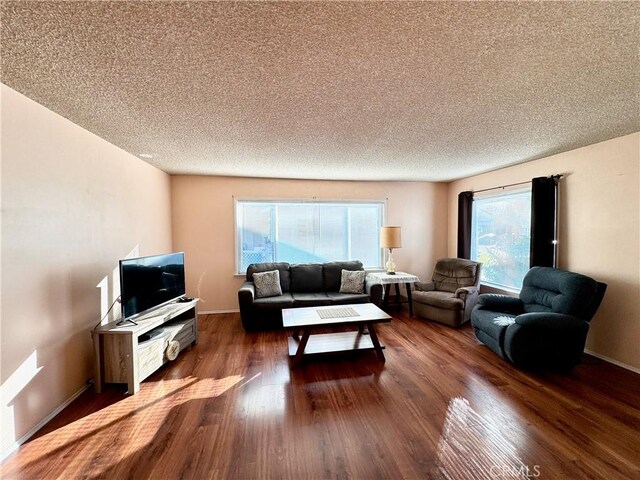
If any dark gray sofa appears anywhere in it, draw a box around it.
[238,261,383,331]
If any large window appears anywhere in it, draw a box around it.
[471,189,531,291]
[236,200,384,273]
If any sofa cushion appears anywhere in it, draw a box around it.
[412,290,464,310]
[290,264,324,293]
[247,262,291,292]
[327,292,369,305]
[433,258,479,293]
[323,261,364,292]
[339,269,366,294]
[253,270,283,298]
[292,292,332,307]
[253,293,294,309]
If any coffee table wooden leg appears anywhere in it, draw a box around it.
[353,328,363,348]
[292,328,311,368]
[406,283,413,316]
[366,322,385,363]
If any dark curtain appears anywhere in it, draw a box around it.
[530,176,559,268]
[457,191,474,259]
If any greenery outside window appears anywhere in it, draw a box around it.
[471,189,532,291]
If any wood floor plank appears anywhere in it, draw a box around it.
[2,311,639,479]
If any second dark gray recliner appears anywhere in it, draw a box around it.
[471,266,607,371]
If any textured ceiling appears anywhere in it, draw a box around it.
[2,1,639,182]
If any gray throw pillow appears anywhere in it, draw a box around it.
[339,269,366,294]
[253,270,283,298]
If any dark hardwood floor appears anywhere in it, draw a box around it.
[3,311,640,479]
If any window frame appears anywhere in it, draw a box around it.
[234,197,387,274]
[470,187,532,293]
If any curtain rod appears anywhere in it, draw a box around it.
[472,174,563,195]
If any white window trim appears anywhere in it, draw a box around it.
[233,197,387,274]
[480,281,523,294]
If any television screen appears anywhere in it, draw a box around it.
[119,252,186,320]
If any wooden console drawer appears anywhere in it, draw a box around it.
[138,336,166,381]
[160,318,196,350]
[136,318,196,381]
[174,318,196,349]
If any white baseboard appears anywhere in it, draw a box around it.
[584,349,640,375]
[1,382,91,462]
[199,309,240,315]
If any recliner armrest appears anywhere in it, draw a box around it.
[504,311,590,370]
[415,281,435,292]
[455,286,478,301]
[514,312,587,330]
[476,294,524,314]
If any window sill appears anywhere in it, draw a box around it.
[479,283,520,297]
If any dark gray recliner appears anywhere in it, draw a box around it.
[471,267,607,371]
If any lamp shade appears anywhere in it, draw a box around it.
[380,226,402,249]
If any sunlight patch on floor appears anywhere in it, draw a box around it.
[436,397,535,480]
[2,375,245,477]
[237,380,287,419]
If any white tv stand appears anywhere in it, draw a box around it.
[92,299,199,394]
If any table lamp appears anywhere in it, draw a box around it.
[380,226,401,274]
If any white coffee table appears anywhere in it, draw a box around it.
[282,303,392,367]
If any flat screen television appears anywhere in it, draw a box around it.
[119,252,186,321]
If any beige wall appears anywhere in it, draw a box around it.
[1,85,173,453]
[171,176,448,312]
[447,133,640,370]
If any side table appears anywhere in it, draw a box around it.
[367,272,420,316]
